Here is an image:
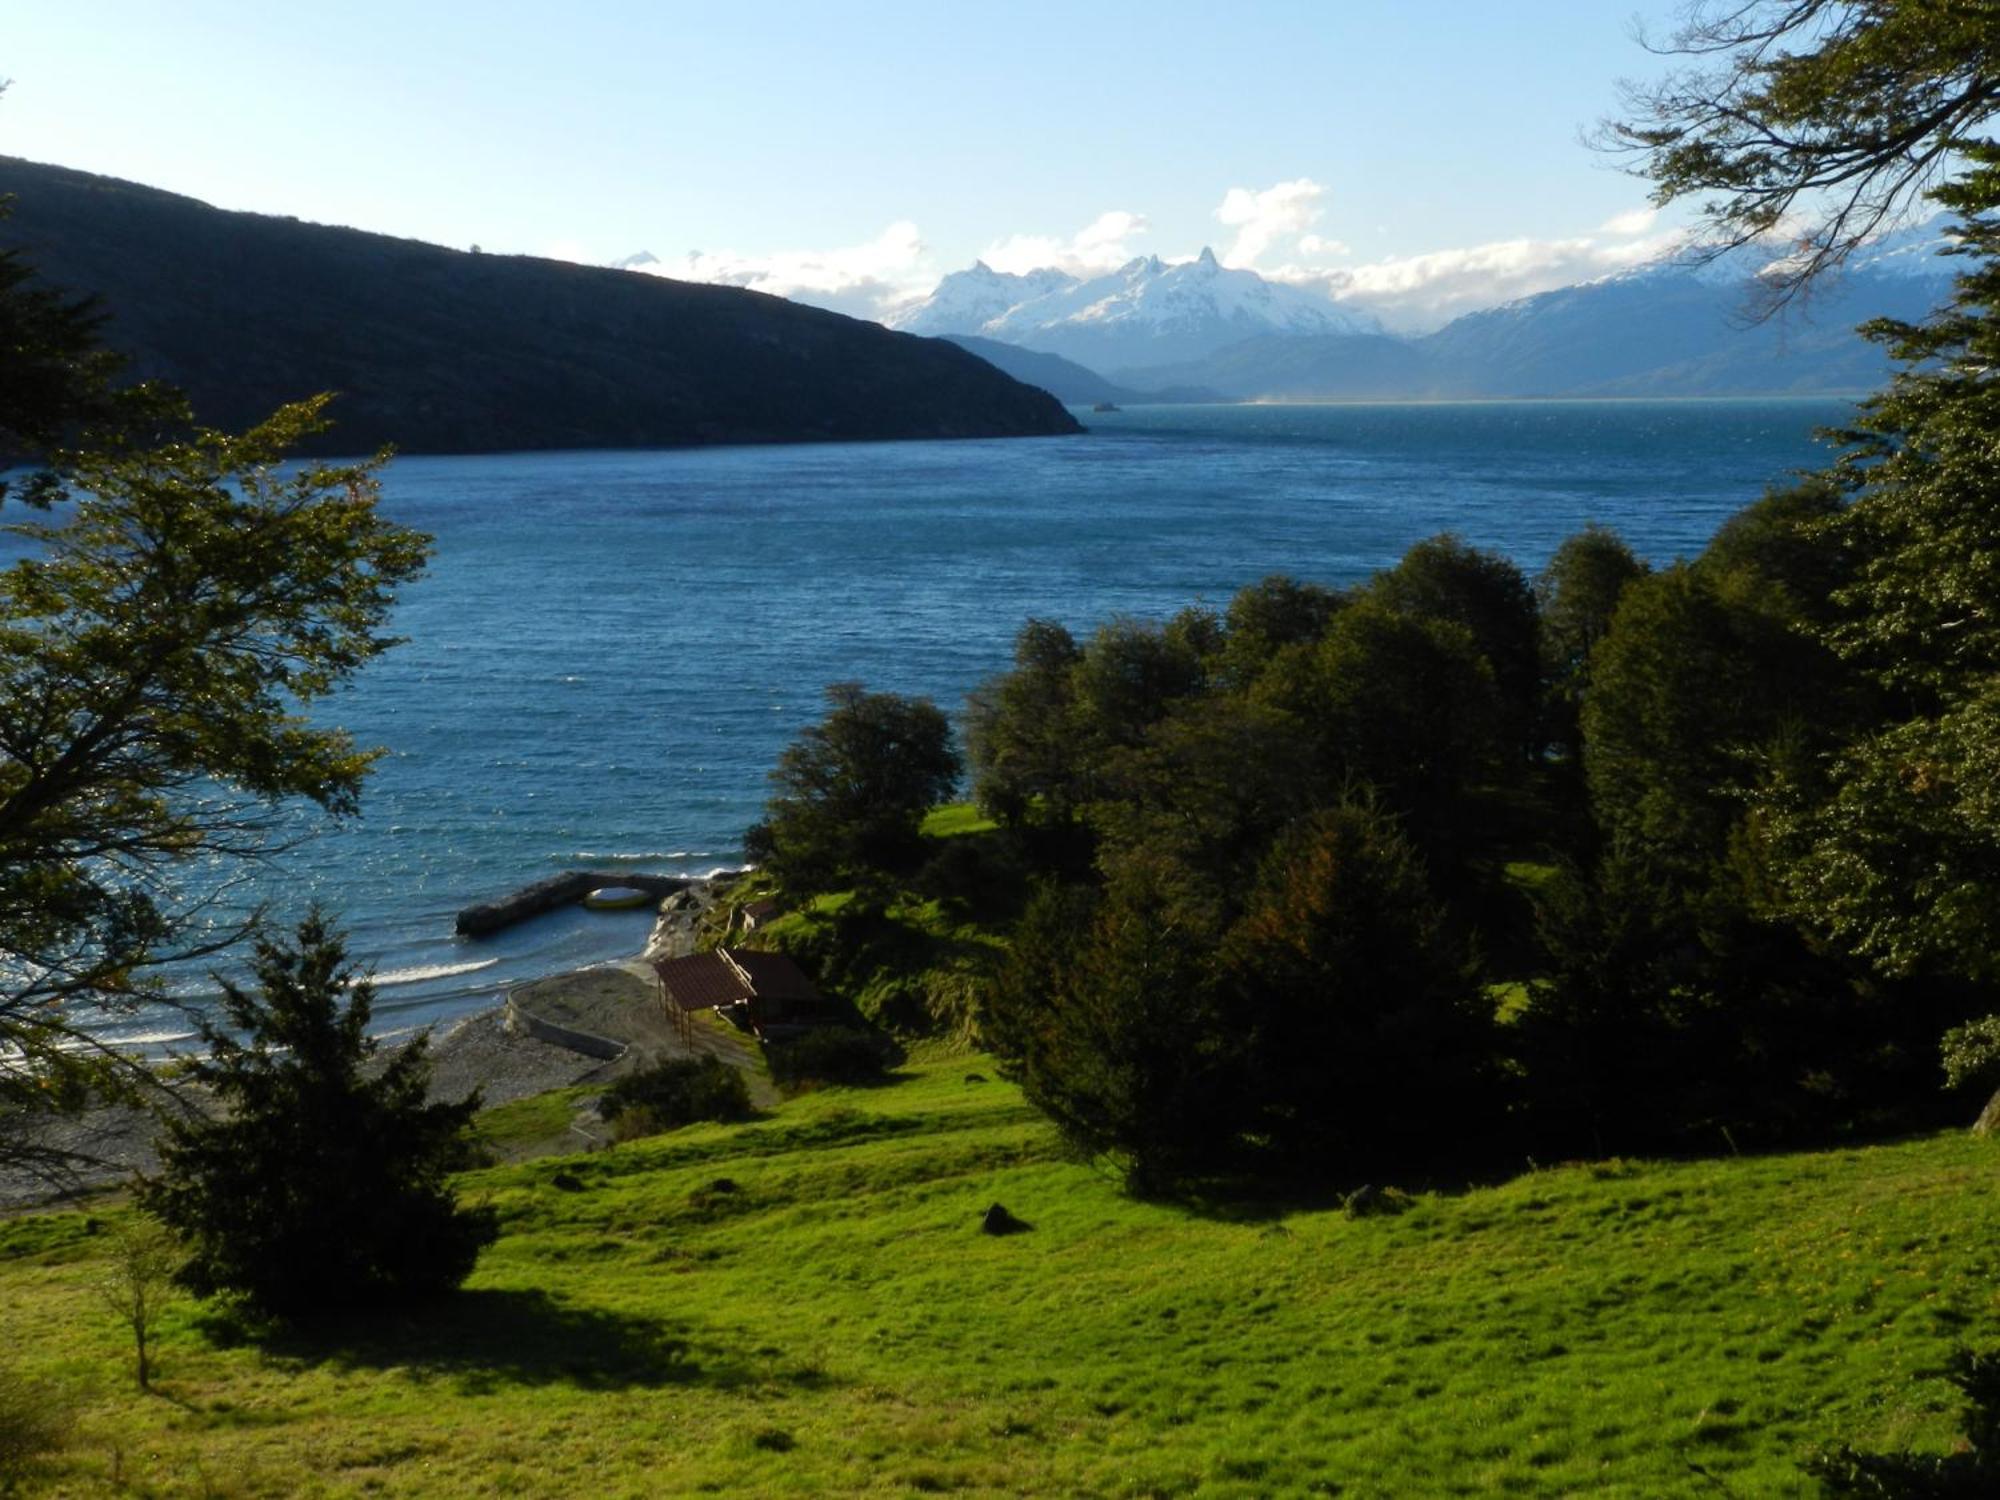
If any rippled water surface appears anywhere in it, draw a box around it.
[9,399,1855,1041]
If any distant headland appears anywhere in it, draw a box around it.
[0,157,1082,456]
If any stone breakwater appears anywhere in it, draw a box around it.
[454,871,694,938]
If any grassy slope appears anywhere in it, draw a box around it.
[4,1056,1999,1497]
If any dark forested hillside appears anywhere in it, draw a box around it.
[0,157,1081,454]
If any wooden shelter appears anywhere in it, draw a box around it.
[653,947,832,1039]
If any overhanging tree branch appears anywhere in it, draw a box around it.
[1599,0,2000,309]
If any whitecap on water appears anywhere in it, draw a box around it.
[361,957,501,989]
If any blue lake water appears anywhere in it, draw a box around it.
[12,399,1858,1044]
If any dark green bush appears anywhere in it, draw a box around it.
[766,1027,897,1090]
[597,1056,754,1138]
[139,914,496,1319]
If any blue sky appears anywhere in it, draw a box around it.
[2,1,1696,329]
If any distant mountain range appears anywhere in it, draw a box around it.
[0,158,1080,455]
[892,248,1380,373]
[939,336,1218,406]
[897,232,1957,403]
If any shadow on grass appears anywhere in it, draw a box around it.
[1146,1155,1547,1225]
[770,1067,916,1097]
[192,1288,723,1395]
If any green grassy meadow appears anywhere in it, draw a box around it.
[4,1055,1999,1496]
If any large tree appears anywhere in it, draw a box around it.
[1,222,429,1182]
[1612,2,2000,987]
[987,798,1499,1193]
[1366,534,1541,757]
[965,619,1084,827]
[1537,524,1648,765]
[746,682,962,892]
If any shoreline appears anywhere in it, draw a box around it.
[0,1001,614,1213]
[0,877,735,1212]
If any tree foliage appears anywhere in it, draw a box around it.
[1217,573,1343,687]
[1288,599,1504,878]
[1583,565,1779,880]
[1367,533,1540,753]
[985,858,1240,1194]
[596,1055,756,1139]
[1537,523,1648,760]
[964,619,1083,827]
[0,195,430,1182]
[1941,1013,2000,1094]
[1527,477,1962,1151]
[746,682,961,892]
[988,797,1496,1193]
[1216,803,1494,1168]
[95,1218,180,1391]
[1611,6,2000,990]
[972,552,1523,1192]
[138,913,495,1318]
[1605,0,2000,303]
[0,399,429,1178]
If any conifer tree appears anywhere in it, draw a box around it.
[139,913,495,1317]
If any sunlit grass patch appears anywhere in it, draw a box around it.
[3,1056,1997,1494]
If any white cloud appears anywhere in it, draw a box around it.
[1262,226,1690,332]
[1215,178,1327,268]
[1599,206,1659,236]
[633,220,933,321]
[1200,180,1691,330]
[627,183,1698,333]
[980,209,1151,276]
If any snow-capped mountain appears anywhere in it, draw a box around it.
[898,248,1380,371]
[1400,232,1956,400]
[612,249,662,271]
[1820,218,1958,279]
[1597,217,1958,295]
[888,262,1080,336]
[1006,223,1959,404]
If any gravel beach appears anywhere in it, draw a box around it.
[0,881,732,1211]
